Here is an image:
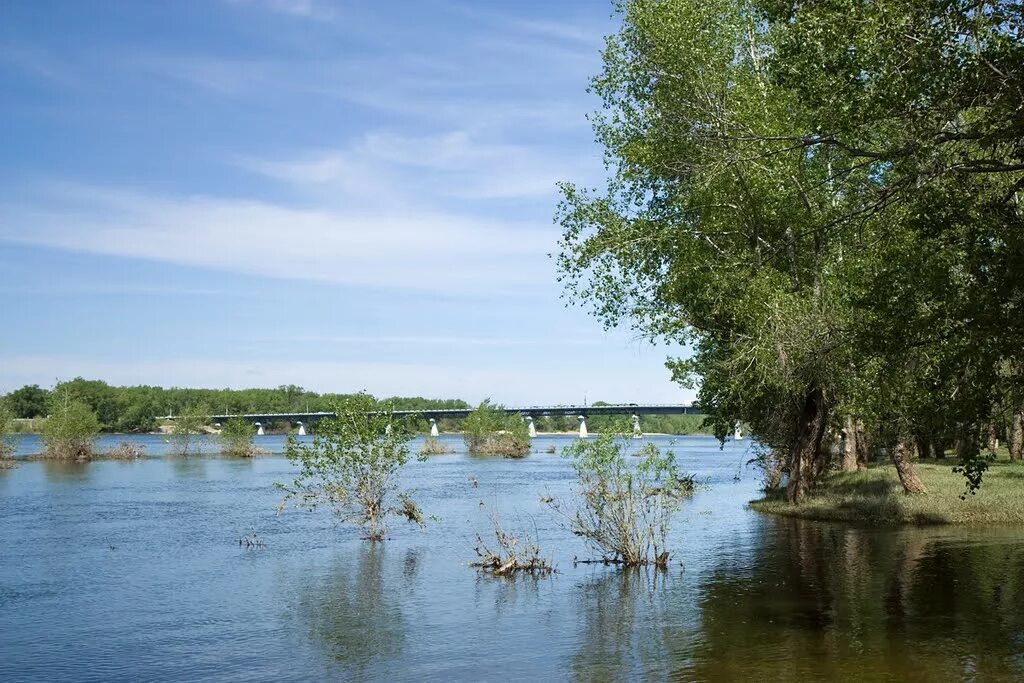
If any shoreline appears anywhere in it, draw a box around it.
[750,459,1024,527]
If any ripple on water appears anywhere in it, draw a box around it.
[0,436,1022,681]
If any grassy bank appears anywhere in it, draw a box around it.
[751,459,1024,526]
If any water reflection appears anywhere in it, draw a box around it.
[569,568,677,680]
[298,545,410,675]
[683,520,1024,681]
[40,460,91,484]
[169,456,207,479]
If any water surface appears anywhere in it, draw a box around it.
[1,435,1022,681]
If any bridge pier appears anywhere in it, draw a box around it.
[526,416,537,438]
[734,422,743,440]
[632,414,642,438]
[578,415,588,439]
[429,419,439,437]
[297,421,306,436]
[255,422,264,436]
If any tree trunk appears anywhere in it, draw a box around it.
[914,436,931,461]
[841,416,859,472]
[891,440,927,495]
[956,428,979,461]
[854,419,869,470]
[987,423,999,451]
[931,441,946,459]
[786,387,829,504]
[1010,413,1024,461]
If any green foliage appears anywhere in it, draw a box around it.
[462,400,530,457]
[549,434,694,567]
[6,384,50,419]
[953,454,995,501]
[557,0,1024,500]
[41,390,101,460]
[218,418,257,457]
[168,403,209,457]
[0,399,14,463]
[3,379,470,435]
[279,394,425,541]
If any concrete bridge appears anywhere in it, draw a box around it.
[192,403,714,439]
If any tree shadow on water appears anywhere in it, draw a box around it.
[568,568,679,681]
[297,544,410,675]
[681,520,1024,681]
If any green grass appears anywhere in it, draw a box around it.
[751,458,1024,526]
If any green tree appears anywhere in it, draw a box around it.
[6,384,50,419]
[557,0,1024,501]
[42,390,101,460]
[462,400,530,457]
[168,403,209,457]
[279,394,425,541]
[0,399,14,464]
[548,434,694,568]
[218,418,256,457]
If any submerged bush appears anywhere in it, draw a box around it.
[218,418,258,457]
[279,394,426,541]
[471,510,554,577]
[0,401,14,467]
[419,437,451,456]
[548,434,694,568]
[463,401,530,458]
[42,392,101,461]
[108,441,145,460]
[168,403,208,456]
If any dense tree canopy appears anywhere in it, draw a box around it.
[559,0,1024,501]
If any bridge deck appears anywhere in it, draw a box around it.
[195,404,704,423]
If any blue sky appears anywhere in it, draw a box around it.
[0,0,692,405]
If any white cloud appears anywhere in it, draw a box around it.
[270,334,603,347]
[224,0,338,22]
[244,129,586,202]
[0,183,555,292]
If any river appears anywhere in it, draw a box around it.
[1,434,1022,681]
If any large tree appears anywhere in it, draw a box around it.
[558,0,1024,501]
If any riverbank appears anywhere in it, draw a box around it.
[751,459,1024,526]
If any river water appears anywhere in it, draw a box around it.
[1,434,1022,681]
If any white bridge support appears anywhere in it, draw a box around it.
[632,414,642,438]
[734,422,743,440]
[578,415,588,439]
[429,419,439,437]
[255,422,264,436]
[297,421,306,436]
[526,416,537,438]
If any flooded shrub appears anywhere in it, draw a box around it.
[41,392,100,461]
[463,401,530,458]
[278,394,426,541]
[0,401,14,467]
[218,418,259,457]
[108,441,145,460]
[419,437,450,456]
[168,403,208,457]
[548,434,694,569]
[471,511,554,576]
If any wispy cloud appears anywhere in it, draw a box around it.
[270,334,603,347]
[223,0,338,22]
[0,182,556,293]
[242,129,589,202]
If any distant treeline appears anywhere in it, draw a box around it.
[3,379,468,433]
[2,378,711,436]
